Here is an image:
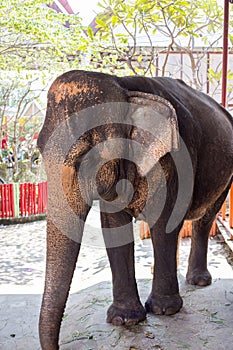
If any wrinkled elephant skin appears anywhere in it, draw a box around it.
[37,70,233,350]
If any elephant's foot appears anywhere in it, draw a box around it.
[145,293,183,315]
[186,269,212,286]
[107,303,146,326]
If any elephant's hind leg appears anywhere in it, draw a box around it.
[186,217,213,286]
[186,185,231,286]
[100,203,146,326]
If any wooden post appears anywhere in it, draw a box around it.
[229,184,233,230]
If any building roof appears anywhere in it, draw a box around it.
[49,0,74,14]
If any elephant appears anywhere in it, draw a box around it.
[37,69,233,350]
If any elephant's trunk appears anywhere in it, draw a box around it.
[39,220,81,350]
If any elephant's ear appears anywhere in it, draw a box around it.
[127,91,179,176]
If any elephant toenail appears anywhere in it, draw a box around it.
[112,316,124,326]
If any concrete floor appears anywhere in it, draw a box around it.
[0,211,232,350]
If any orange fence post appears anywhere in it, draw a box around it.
[229,185,233,228]
[229,184,233,229]
[140,221,145,240]
[181,222,187,237]
[140,218,218,239]
[210,219,217,236]
[182,221,192,238]
[221,200,227,220]
[140,221,151,239]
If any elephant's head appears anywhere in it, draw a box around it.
[40,79,180,217]
[63,90,179,181]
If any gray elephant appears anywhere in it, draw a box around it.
[37,70,233,350]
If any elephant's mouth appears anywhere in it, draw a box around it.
[95,159,137,210]
[97,177,135,208]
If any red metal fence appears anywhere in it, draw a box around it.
[0,182,48,219]
[0,184,15,218]
[1,181,232,238]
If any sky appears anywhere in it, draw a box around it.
[69,0,100,25]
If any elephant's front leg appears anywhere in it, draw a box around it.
[146,224,183,315]
[39,164,90,350]
[100,203,146,326]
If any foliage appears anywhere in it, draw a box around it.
[208,67,233,103]
[88,0,229,89]
[0,71,47,181]
[0,0,233,184]
[0,0,91,182]
[0,0,88,72]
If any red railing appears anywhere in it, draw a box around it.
[0,182,48,219]
[0,184,15,218]
[1,181,232,236]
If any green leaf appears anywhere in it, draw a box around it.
[229,34,233,46]
[87,26,94,40]
[95,18,108,28]
[111,15,118,26]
